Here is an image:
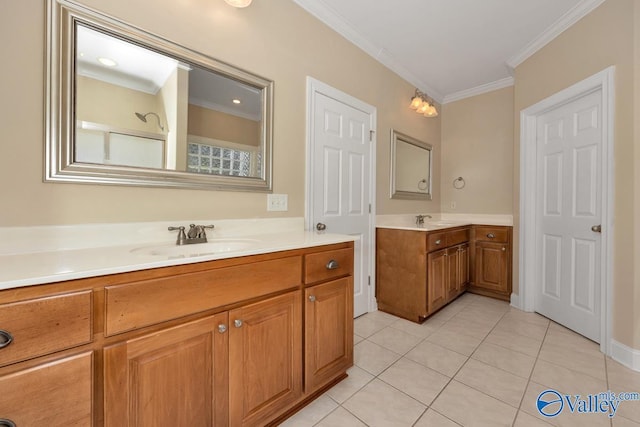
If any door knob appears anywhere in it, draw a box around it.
[591,225,602,233]
[316,223,326,231]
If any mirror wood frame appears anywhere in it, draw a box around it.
[389,129,433,200]
[45,0,274,192]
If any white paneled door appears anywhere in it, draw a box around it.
[535,89,602,342]
[309,85,374,318]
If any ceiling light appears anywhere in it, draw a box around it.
[97,57,117,67]
[232,99,241,104]
[409,89,438,118]
[224,0,252,7]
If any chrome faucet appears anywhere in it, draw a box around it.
[168,224,215,245]
[415,214,432,227]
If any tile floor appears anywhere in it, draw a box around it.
[280,293,640,427]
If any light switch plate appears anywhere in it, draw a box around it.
[267,194,288,211]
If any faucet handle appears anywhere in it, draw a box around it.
[168,226,187,245]
[197,224,215,238]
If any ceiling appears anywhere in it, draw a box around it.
[294,0,605,103]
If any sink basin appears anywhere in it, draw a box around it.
[131,239,261,258]
[425,221,458,226]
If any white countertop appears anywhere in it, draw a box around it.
[376,213,513,232]
[0,218,356,291]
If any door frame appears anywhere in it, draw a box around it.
[518,66,614,354]
[304,76,377,313]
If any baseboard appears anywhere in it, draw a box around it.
[611,340,640,372]
[510,292,522,310]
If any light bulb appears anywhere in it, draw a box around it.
[224,0,252,7]
[417,102,430,114]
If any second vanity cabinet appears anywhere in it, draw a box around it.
[377,224,510,322]
[0,241,354,427]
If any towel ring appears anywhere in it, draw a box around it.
[453,177,465,189]
[417,179,428,191]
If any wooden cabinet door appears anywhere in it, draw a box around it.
[305,278,353,392]
[104,313,229,427]
[427,249,448,313]
[446,247,459,300]
[475,241,509,294]
[0,351,92,427]
[229,291,302,427]
[457,243,470,291]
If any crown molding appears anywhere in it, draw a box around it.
[293,0,444,103]
[443,77,514,104]
[506,0,607,69]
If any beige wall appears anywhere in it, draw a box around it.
[188,105,261,147]
[513,0,637,348]
[441,86,514,214]
[76,76,164,133]
[0,0,439,226]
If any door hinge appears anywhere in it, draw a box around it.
[368,203,371,214]
[368,276,371,286]
[369,130,375,141]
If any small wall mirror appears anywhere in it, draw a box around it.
[46,0,273,191]
[390,129,433,200]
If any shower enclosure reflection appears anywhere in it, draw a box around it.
[74,24,263,177]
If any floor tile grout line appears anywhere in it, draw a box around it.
[514,316,551,425]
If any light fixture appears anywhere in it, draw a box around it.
[409,89,438,118]
[224,0,252,7]
[232,99,241,104]
[97,57,117,67]
[135,112,165,131]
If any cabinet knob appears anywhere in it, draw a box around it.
[218,324,227,334]
[435,239,441,245]
[487,233,495,239]
[0,419,16,427]
[444,253,448,257]
[308,295,316,302]
[502,247,506,251]
[0,330,13,349]
[234,319,243,328]
[325,259,339,270]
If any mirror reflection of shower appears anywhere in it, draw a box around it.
[135,112,165,131]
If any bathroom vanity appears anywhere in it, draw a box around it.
[376,219,512,323]
[0,228,354,427]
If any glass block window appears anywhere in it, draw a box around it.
[187,142,252,176]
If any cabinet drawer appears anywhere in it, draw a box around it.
[105,256,302,336]
[474,226,509,243]
[304,248,353,284]
[0,291,92,367]
[426,232,447,252]
[447,228,470,246]
[0,351,93,426]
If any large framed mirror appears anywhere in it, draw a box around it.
[390,129,433,200]
[45,0,273,191]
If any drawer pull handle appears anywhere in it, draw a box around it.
[218,324,227,334]
[234,319,243,328]
[502,247,506,252]
[326,260,339,270]
[487,233,495,239]
[0,330,13,349]
[435,239,441,245]
[0,419,16,427]
[309,295,316,302]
